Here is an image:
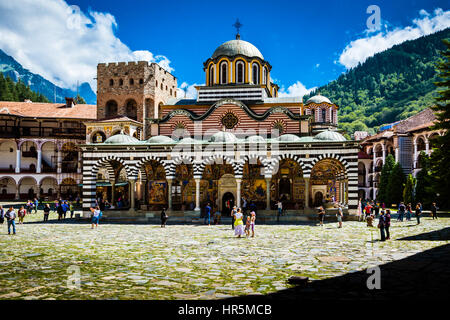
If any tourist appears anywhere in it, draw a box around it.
[397,202,406,222]
[415,203,422,224]
[90,206,101,229]
[214,208,221,225]
[231,206,237,230]
[53,199,59,213]
[57,201,64,221]
[62,201,69,219]
[336,204,343,228]
[204,202,211,226]
[18,206,26,224]
[43,204,50,222]
[366,212,374,227]
[244,215,251,237]
[26,200,33,215]
[405,203,412,221]
[0,205,4,225]
[318,206,325,226]
[34,197,39,213]
[276,200,282,223]
[378,210,386,241]
[385,209,391,240]
[250,211,256,238]
[233,208,245,238]
[69,202,74,218]
[364,202,372,221]
[5,207,16,235]
[249,201,257,215]
[358,199,364,221]
[431,202,439,219]
[161,208,168,228]
[374,202,380,217]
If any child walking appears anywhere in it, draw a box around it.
[250,211,256,238]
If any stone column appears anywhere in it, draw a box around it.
[236,178,241,208]
[304,177,310,208]
[57,149,62,174]
[381,143,386,164]
[36,149,42,173]
[413,142,418,169]
[167,178,173,210]
[15,185,19,200]
[111,182,115,206]
[129,179,136,212]
[345,179,349,205]
[15,149,21,173]
[395,147,399,163]
[425,138,430,156]
[194,178,201,211]
[372,149,376,172]
[77,151,82,173]
[265,177,271,210]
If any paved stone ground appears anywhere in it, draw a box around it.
[0,207,448,300]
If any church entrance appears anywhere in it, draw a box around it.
[222,192,235,216]
[314,191,324,207]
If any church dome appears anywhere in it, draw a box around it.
[177,137,202,144]
[306,94,332,104]
[245,135,266,143]
[314,130,346,142]
[103,134,140,144]
[209,131,237,143]
[212,39,264,60]
[146,135,175,144]
[276,134,302,142]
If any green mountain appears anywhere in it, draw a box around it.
[0,49,96,104]
[304,27,450,135]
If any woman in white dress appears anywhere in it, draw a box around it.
[234,208,245,238]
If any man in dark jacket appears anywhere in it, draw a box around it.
[431,203,439,220]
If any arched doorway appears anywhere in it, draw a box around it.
[222,192,235,216]
[201,161,235,211]
[271,158,304,210]
[242,158,267,210]
[141,160,167,210]
[314,191,324,207]
[311,158,346,207]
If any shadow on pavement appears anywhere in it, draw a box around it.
[226,242,450,300]
[396,227,450,241]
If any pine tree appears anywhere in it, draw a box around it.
[430,38,450,208]
[387,162,405,206]
[415,152,434,206]
[403,173,415,205]
[75,94,86,104]
[377,154,395,204]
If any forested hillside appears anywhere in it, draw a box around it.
[304,27,450,134]
[0,73,48,103]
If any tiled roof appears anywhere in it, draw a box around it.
[0,101,97,119]
[406,121,436,132]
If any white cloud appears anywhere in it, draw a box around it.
[176,82,201,99]
[315,63,320,68]
[278,81,316,98]
[0,0,174,90]
[339,8,450,69]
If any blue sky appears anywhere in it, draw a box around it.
[0,0,449,97]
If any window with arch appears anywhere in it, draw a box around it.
[263,67,268,85]
[160,83,163,90]
[129,78,134,85]
[170,89,172,96]
[321,108,327,122]
[109,79,114,86]
[236,61,244,83]
[209,65,215,85]
[105,100,118,118]
[119,79,123,86]
[139,78,143,84]
[252,63,259,84]
[220,62,228,84]
[126,99,138,120]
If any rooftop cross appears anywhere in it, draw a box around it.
[233,19,243,39]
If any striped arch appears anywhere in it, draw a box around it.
[267,153,306,177]
[307,153,349,174]
[197,155,239,177]
[239,154,270,177]
[167,155,194,178]
[133,155,171,180]
[91,155,132,181]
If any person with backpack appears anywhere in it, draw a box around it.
[5,207,16,235]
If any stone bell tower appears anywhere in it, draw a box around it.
[96,61,177,139]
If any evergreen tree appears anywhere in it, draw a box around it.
[430,38,450,208]
[403,174,415,205]
[415,152,434,206]
[75,94,86,104]
[387,163,405,206]
[0,74,49,102]
[377,154,395,204]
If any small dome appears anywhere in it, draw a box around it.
[212,39,264,60]
[245,135,266,143]
[306,94,332,104]
[276,134,302,142]
[209,131,237,143]
[103,134,140,144]
[146,135,175,144]
[176,137,202,144]
[297,136,315,143]
[314,130,346,142]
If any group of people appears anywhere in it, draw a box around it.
[53,200,75,220]
[230,206,256,238]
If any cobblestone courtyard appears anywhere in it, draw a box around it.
[0,210,448,300]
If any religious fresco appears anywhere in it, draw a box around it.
[173,164,194,206]
[310,159,344,202]
[148,181,167,204]
[242,162,266,202]
[270,159,304,205]
[199,164,234,207]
